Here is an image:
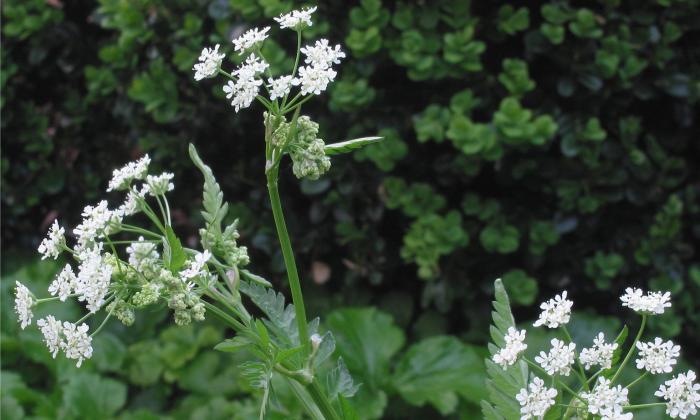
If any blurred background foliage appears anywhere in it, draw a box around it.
[2,0,700,418]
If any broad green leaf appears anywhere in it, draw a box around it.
[326,307,405,389]
[392,335,487,415]
[324,136,383,156]
[62,373,127,419]
[165,226,186,272]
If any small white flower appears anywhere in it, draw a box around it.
[533,291,573,328]
[14,281,34,329]
[582,377,629,418]
[73,201,122,248]
[292,65,337,96]
[223,54,268,112]
[49,265,77,301]
[268,75,293,100]
[655,370,700,419]
[579,332,618,370]
[636,337,680,374]
[61,321,93,367]
[300,39,345,69]
[310,333,323,351]
[181,250,212,279]
[74,245,113,313]
[38,220,65,260]
[193,44,225,81]
[232,27,270,54]
[535,338,576,376]
[274,6,317,30]
[37,315,63,358]
[493,327,528,369]
[116,188,145,217]
[620,287,671,315]
[127,236,161,273]
[107,155,150,192]
[516,376,557,419]
[145,172,175,195]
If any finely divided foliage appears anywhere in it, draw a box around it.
[482,282,700,419]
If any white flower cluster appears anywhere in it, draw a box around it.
[193,44,225,81]
[181,250,212,279]
[232,27,270,54]
[37,220,65,260]
[655,370,700,419]
[145,172,175,195]
[37,316,93,367]
[14,281,34,329]
[636,337,680,374]
[223,54,269,112]
[620,287,672,314]
[107,155,150,192]
[579,332,618,370]
[74,200,122,250]
[74,245,114,313]
[49,265,77,301]
[535,338,577,376]
[582,377,631,419]
[533,291,573,328]
[516,377,558,419]
[274,6,317,30]
[493,327,527,369]
[194,6,344,112]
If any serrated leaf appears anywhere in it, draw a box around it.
[165,226,186,272]
[481,279,529,419]
[275,345,305,364]
[325,358,360,400]
[214,335,252,353]
[239,281,297,345]
[324,136,383,156]
[312,331,336,368]
[189,143,228,237]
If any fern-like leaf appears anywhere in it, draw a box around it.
[324,136,382,156]
[481,278,529,420]
[239,281,298,346]
[189,143,228,235]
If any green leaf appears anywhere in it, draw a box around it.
[62,373,127,419]
[392,336,487,415]
[189,143,228,237]
[325,358,360,400]
[214,335,252,353]
[481,279,528,419]
[324,136,383,156]
[165,225,186,273]
[326,307,405,389]
[239,281,297,345]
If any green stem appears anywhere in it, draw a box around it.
[266,171,310,354]
[611,314,646,384]
[282,30,302,110]
[308,380,342,420]
[562,326,590,390]
[119,225,161,238]
[625,371,649,389]
[625,402,666,410]
[90,301,116,337]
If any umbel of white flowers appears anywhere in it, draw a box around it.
[191,6,343,181]
[490,288,700,419]
[192,6,344,113]
[15,154,248,367]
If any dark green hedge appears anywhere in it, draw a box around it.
[2,0,700,415]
